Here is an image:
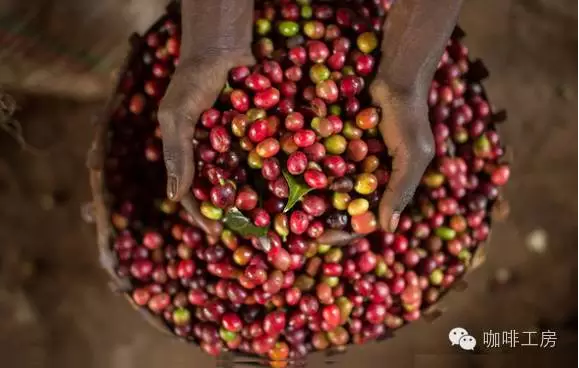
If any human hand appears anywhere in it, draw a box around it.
[316,80,434,246]
[371,78,435,233]
[368,0,461,232]
[158,51,253,237]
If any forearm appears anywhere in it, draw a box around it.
[379,0,463,93]
[180,0,254,59]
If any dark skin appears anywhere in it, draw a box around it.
[158,0,463,245]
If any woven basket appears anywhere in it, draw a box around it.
[87,2,507,365]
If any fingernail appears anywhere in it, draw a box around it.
[259,237,272,252]
[167,175,178,200]
[388,213,400,232]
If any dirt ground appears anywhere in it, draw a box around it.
[0,0,576,367]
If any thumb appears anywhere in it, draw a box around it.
[158,104,197,202]
[378,147,427,233]
[181,193,223,237]
[317,230,362,247]
[162,131,195,201]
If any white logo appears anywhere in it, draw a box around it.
[449,327,477,351]
[459,335,477,350]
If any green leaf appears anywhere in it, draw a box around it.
[283,170,313,213]
[223,208,268,238]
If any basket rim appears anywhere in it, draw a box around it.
[86,3,504,357]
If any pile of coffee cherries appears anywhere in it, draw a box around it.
[102,0,510,363]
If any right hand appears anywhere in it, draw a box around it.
[158,51,253,237]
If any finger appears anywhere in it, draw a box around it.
[158,109,195,201]
[317,230,362,247]
[256,237,272,252]
[181,193,223,237]
[378,141,433,232]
